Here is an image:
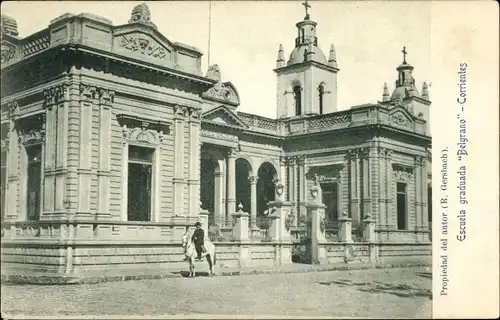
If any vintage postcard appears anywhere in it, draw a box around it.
[0,0,498,319]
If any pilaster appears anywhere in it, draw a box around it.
[348,149,360,226]
[173,105,188,216]
[360,147,372,224]
[385,150,393,228]
[421,157,428,230]
[187,107,202,217]
[43,84,69,218]
[96,87,114,219]
[6,101,19,220]
[377,147,387,228]
[76,84,96,218]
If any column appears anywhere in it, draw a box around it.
[297,155,307,225]
[97,88,114,219]
[287,156,295,203]
[76,84,95,218]
[337,172,343,216]
[187,107,202,217]
[5,102,18,220]
[249,175,258,230]
[214,170,223,226]
[385,150,393,228]
[279,156,287,200]
[287,156,297,224]
[226,147,237,224]
[173,105,187,216]
[377,148,387,228]
[348,149,360,226]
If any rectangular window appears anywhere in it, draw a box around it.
[26,145,42,221]
[127,145,154,221]
[321,182,338,220]
[396,182,407,230]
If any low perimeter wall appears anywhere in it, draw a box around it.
[1,220,431,282]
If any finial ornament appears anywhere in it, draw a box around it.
[382,82,390,102]
[302,0,311,20]
[129,3,157,29]
[402,46,408,64]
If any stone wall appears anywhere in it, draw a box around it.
[0,220,288,278]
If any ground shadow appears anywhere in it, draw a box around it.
[175,271,212,278]
[318,276,432,300]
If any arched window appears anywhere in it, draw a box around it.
[301,29,305,42]
[293,85,302,116]
[318,84,325,114]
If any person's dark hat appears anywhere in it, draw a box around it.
[195,222,202,227]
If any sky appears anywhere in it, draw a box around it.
[2,0,431,118]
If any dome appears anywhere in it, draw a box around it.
[287,45,328,66]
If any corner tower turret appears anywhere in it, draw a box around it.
[384,47,432,135]
[274,1,339,119]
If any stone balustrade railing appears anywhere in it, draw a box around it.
[237,104,428,137]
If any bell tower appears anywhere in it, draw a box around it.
[274,1,339,119]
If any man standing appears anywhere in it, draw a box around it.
[191,222,206,260]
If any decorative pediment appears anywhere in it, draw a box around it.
[202,106,248,129]
[389,107,414,131]
[202,81,240,106]
[114,30,173,63]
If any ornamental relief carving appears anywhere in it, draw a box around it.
[392,163,414,182]
[119,34,171,61]
[1,42,16,64]
[393,170,412,182]
[390,111,412,130]
[44,84,69,105]
[200,129,238,142]
[16,113,46,146]
[18,128,45,145]
[79,84,115,105]
[122,126,163,145]
[204,82,231,101]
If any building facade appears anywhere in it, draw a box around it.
[1,4,432,278]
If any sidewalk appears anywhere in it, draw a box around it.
[1,262,430,285]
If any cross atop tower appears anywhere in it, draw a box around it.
[402,46,408,64]
[302,0,311,20]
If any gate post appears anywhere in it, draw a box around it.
[306,185,328,264]
[338,211,354,243]
[232,203,250,267]
[267,181,293,265]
